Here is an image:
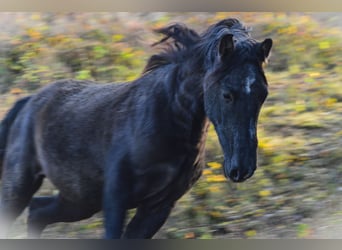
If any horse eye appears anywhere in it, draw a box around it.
[223,92,234,103]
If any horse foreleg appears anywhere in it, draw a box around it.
[122,203,174,239]
[103,181,128,239]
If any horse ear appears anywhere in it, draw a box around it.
[218,34,234,61]
[260,38,273,60]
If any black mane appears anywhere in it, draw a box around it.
[143,23,200,74]
[143,18,255,74]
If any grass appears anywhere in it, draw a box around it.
[1,12,342,238]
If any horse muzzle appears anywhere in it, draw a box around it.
[223,161,256,183]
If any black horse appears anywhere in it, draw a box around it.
[0,18,272,238]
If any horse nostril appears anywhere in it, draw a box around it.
[229,168,240,182]
[243,171,253,180]
[229,168,254,182]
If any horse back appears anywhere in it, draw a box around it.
[11,79,133,200]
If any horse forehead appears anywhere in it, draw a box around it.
[243,66,256,94]
[245,75,255,94]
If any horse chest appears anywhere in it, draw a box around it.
[126,119,208,208]
[130,149,204,208]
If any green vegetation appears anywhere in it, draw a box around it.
[0,13,145,93]
[1,12,342,238]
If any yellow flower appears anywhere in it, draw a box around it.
[259,190,272,197]
[319,41,330,49]
[208,186,220,193]
[209,211,223,218]
[287,26,298,34]
[206,175,226,183]
[207,162,222,170]
[203,169,213,176]
[308,72,321,78]
[112,34,124,42]
[325,98,337,107]
[245,230,257,237]
[27,28,42,40]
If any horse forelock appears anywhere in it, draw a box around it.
[195,18,254,67]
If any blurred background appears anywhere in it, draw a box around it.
[0,12,341,238]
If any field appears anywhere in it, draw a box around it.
[0,12,342,238]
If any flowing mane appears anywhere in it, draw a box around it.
[142,23,200,74]
[143,18,258,75]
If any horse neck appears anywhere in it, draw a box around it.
[168,62,208,142]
